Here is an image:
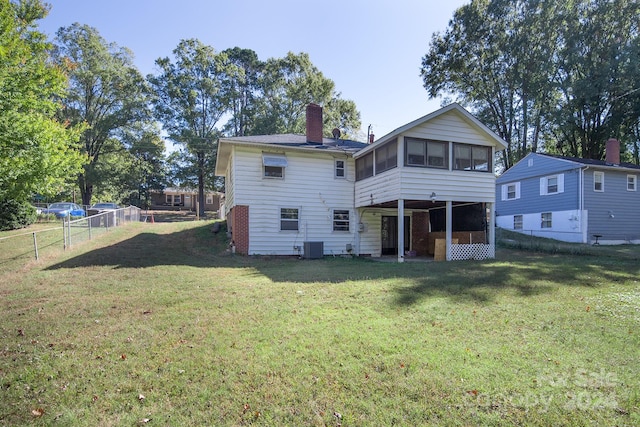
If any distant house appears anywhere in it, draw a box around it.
[215,103,507,261]
[150,187,222,213]
[496,139,640,244]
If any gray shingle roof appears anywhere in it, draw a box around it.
[223,133,368,152]
[543,153,640,170]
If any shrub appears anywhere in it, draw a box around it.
[0,199,37,231]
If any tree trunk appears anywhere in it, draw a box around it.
[197,151,205,217]
[78,173,93,207]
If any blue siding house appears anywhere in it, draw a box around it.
[496,139,640,244]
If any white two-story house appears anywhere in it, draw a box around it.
[215,103,507,261]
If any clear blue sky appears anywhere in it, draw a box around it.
[37,0,468,141]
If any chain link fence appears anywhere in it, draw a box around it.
[0,206,141,269]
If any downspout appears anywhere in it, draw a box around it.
[353,155,360,256]
[581,166,589,243]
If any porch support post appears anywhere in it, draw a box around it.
[445,200,452,261]
[488,202,495,252]
[398,198,405,263]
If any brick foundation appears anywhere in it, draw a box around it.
[230,205,249,254]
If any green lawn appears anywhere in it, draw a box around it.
[1,221,639,426]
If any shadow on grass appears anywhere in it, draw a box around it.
[45,222,640,305]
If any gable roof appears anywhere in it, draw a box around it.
[215,133,367,176]
[355,103,508,157]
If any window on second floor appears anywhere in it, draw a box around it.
[375,139,397,174]
[405,138,448,169]
[540,174,564,195]
[594,171,604,192]
[453,143,492,172]
[356,152,374,181]
[501,182,520,200]
[627,175,636,191]
[263,154,287,179]
[335,160,345,178]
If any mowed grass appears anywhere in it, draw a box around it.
[1,221,639,426]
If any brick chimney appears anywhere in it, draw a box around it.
[605,138,620,164]
[306,103,323,143]
[369,133,375,144]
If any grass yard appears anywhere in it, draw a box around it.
[1,221,639,426]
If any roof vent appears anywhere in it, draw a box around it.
[332,128,341,139]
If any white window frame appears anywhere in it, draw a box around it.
[501,182,521,201]
[541,212,552,228]
[335,159,345,178]
[280,208,299,231]
[540,174,564,195]
[593,171,604,192]
[513,215,523,230]
[263,154,287,179]
[206,195,213,204]
[174,194,181,204]
[627,175,636,191]
[332,209,350,232]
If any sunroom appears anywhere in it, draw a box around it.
[353,103,507,262]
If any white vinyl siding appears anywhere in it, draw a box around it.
[233,147,357,255]
[540,174,564,195]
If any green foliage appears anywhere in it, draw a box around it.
[252,51,361,137]
[0,199,36,230]
[148,39,228,215]
[53,23,151,206]
[0,0,84,201]
[422,0,640,169]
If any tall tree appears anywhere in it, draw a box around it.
[88,123,166,206]
[0,0,83,202]
[421,0,559,169]
[221,47,262,137]
[148,39,229,216]
[53,23,150,206]
[549,0,640,159]
[253,52,361,137]
[421,0,640,168]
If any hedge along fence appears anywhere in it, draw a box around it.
[0,206,141,270]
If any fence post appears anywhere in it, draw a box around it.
[33,232,39,260]
[67,216,71,248]
[62,217,67,250]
